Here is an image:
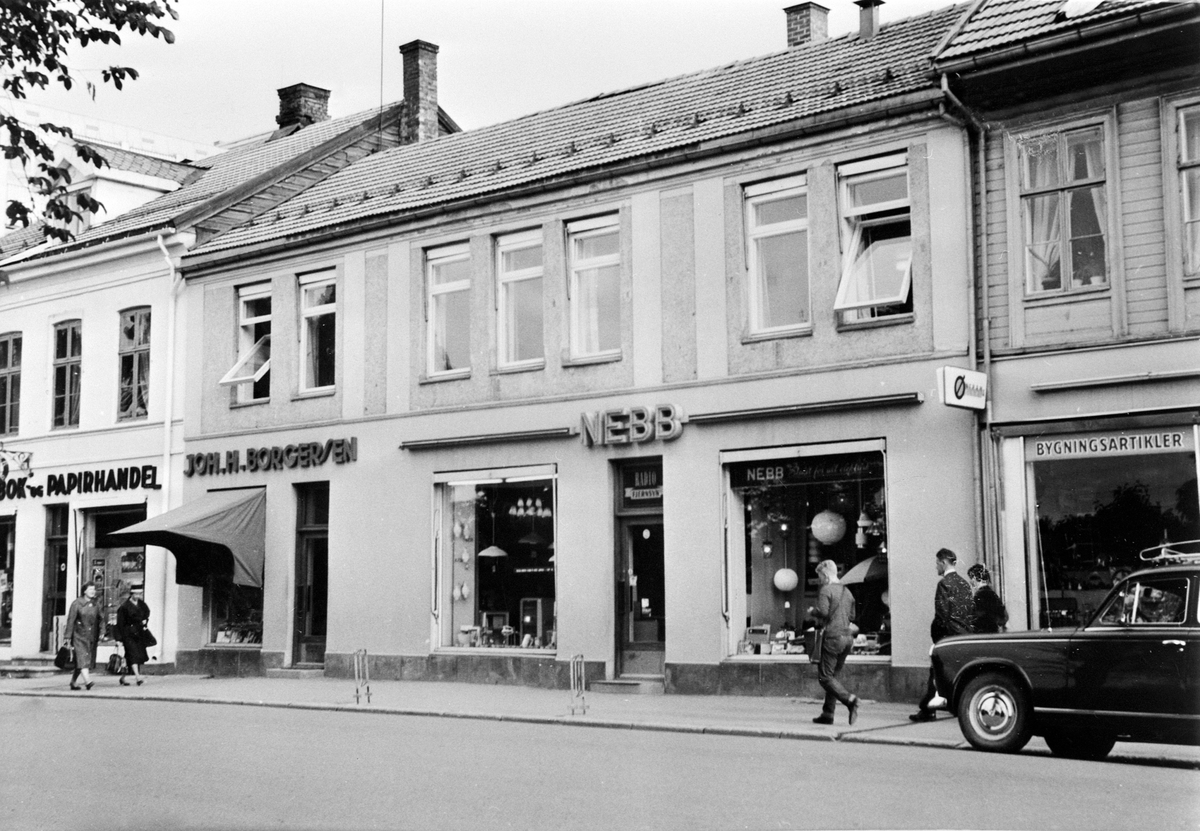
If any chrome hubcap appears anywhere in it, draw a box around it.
[972,687,1015,736]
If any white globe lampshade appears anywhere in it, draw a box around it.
[773,568,800,592]
[810,510,846,545]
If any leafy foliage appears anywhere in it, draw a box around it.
[1,1,178,242]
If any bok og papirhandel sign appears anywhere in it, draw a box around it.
[937,366,988,411]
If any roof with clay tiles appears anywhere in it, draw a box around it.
[188,4,968,257]
[77,142,201,185]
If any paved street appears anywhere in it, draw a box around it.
[2,681,1198,831]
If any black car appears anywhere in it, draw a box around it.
[930,553,1200,760]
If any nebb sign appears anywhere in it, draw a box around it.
[581,404,684,447]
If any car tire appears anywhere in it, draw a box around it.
[957,672,1032,753]
[1043,729,1116,761]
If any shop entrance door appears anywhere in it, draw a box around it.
[617,520,664,676]
[41,506,69,651]
[293,483,329,665]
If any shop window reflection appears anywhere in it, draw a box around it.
[209,576,263,645]
[1032,452,1199,629]
[731,450,888,658]
[442,478,556,649]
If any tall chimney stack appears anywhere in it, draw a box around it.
[784,3,829,47]
[276,83,331,130]
[400,39,440,143]
[855,0,883,40]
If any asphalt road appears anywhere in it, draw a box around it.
[2,696,1196,831]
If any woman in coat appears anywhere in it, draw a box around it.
[967,564,1009,633]
[64,582,103,690]
[807,559,861,725]
[115,587,151,685]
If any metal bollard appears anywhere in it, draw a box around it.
[353,649,371,704]
[568,653,587,715]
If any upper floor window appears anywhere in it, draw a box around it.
[745,176,809,334]
[497,231,544,368]
[52,320,81,429]
[117,307,150,421]
[219,283,271,403]
[0,333,20,435]
[299,271,336,392]
[1018,125,1107,294]
[567,216,620,359]
[426,244,472,376]
[1180,106,1200,278]
[835,154,913,323]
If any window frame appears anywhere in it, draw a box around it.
[566,215,622,361]
[298,270,337,394]
[1178,104,1200,281]
[219,282,272,403]
[116,306,151,422]
[1015,123,1111,296]
[51,319,81,429]
[496,230,545,370]
[1096,576,1190,628]
[425,243,473,378]
[0,332,21,436]
[744,175,811,337]
[834,153,913,322]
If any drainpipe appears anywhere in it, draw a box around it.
[938,75,997,578]
[156,234,182,663]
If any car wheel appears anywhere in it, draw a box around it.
[1043,729,1116,761]
[957,672,1032,753]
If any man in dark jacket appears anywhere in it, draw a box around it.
[910,547,973,721]
[968,564,1008,633]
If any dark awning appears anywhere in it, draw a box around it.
[109,489,266,588]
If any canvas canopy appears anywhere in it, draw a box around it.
[109,489,266,588]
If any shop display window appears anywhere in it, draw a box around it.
[1030,449,1199,629]
[438,473,556,650]
[88,508,148,642]
[0,516,13,643]
[727,444,889,658]
[208,576,264,645]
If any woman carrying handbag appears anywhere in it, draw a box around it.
[64,582,103,691]
[807,559,861,725]
[114,585,152,686]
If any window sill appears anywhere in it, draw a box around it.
[493,359,546,376]
[434,646,556,656]
[202,643,262,650]
[292,388,335,402]
[741,326,812,345]
[724,653,891,664]
[1023,285,1110,305]
[230,399,269,410]
[836,312,914,332]
[420,369,472,384]
[562,351,622,368]
[116,416,149,424]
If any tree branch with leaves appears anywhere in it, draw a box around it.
[1,0,178,242]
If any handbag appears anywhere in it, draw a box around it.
[54,645,74,670]
[106,652,125,675]
[809,628,825,664]
[141,628,157,648]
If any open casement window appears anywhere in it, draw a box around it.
[117,307,150,421]
[835,154,913,323]
[497,230,545,368]
[299,271,336,392]
[0,332,20,435]
[745,176,809,334]
[220,283,271,403]
[1018,125,1108,294]
[426,243,472,376]
[1181,106,1200,278]
[52,319,81,429]
[567,216,621,359]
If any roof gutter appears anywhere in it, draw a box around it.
[182,88,945,276]
[932,6,1197,76]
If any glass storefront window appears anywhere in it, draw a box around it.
[1029,435,1199,629]
[727,445,889,658]
[209,575,264,644]
[0,517,13,643]
[89,508,147,642]
[438,474,556,650]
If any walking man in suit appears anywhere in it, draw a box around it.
[911,547,973,721]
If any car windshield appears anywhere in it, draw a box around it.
[1096,576,1189,626]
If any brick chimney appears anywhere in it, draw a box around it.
[400,39,439,143]
[276,83,331,130]
[855,0,883,40]
[784,3,829,47]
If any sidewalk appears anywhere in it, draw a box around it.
[2,672,1197,768]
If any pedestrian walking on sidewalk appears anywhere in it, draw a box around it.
[911,548,973,721]
[65,582,103,691]
[115,585,152,686]
[808,559,860,726]
[967,564,1008,634]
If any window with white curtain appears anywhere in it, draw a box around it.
[567,216,620,359]
[117,307,150,420]
[299,271,336,392]
[219,283,271,403]
[496,230,544,367]
[426,244,472,375]
[745,176,810,334]
[1180,106,1200,278]
[1018,125,1108,294]
[835,154,913,323]
[52,319,81,429]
